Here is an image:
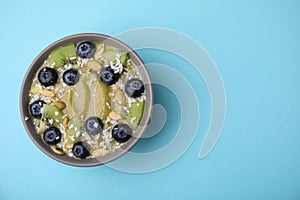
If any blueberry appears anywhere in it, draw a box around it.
[99,66,120,85]
[72,141,90,159]
[77,42,95,59]
[111,123,132,143]
[38,67,58,87]
[125,79,145,98]
[84,117,104,135]
[63,69,80,86]
[43,127,61,145]
[29,100,44,119]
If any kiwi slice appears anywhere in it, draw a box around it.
[47,44,77,68]
[128,100,145,130]
[42,104,63,127]
[102,49,127,65]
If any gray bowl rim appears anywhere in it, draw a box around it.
[20,33,153,167]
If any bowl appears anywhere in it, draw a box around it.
[20,33,153,167]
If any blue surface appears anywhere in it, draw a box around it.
[1,0,300,199]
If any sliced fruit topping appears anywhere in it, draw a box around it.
[29,100,45,119]
[84,117,104,135]
[65,116,82,147]
[99,66,120,85]
[111,123,132,143]
[94,43,105,60]
[86,60,103,72]
[72,141,90,159]
[92,73,111,119]
[69,75,88,115]
[47,44,77,68]
[63,69,80,86]
[128,100,145,130]
[77,42,95,59]
[110,87,127,118]
[38,67,58,87]
[43,127,61,145]
[102,49,127,65]
[61,72,110,120]
[41,104,63,127]
[125,79,144,98]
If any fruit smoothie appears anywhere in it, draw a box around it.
[28,41,145,159]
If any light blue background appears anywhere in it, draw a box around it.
[1,0,300,199]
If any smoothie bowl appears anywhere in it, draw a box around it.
[20,33,152,167]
